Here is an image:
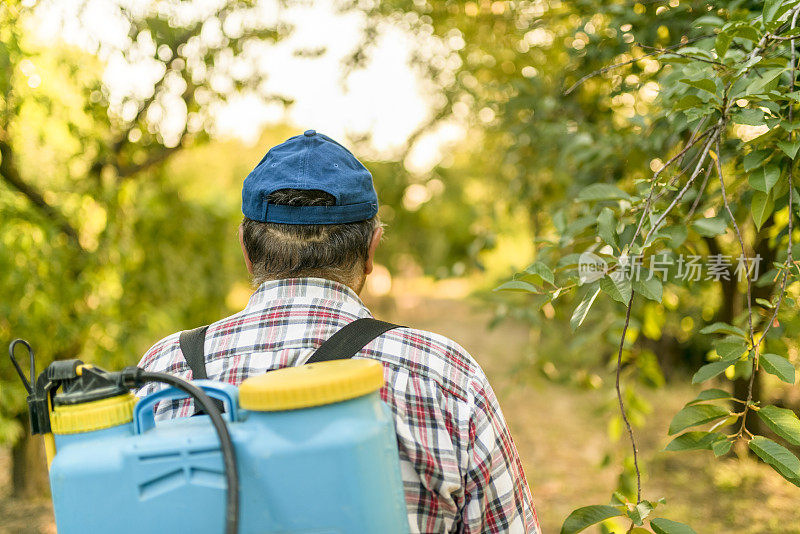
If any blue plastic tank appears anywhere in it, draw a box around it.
[47,359,409,533]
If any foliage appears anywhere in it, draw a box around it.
[501,2,800,532]
[0,0,286,448]
[365,0,800,531]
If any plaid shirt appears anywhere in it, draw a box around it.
[136,278,540,534]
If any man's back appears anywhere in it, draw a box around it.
[137,277,540,533]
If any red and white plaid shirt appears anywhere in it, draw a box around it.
[136,277,540,533]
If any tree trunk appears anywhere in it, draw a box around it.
[11,413,50,499]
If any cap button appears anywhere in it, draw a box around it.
[304,129,316,137]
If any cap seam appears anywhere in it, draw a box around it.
[302,134,311,189]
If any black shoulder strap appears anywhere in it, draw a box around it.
[306,318,401,364]
[177,318,400,415]
[179,325,224,416]
[180,325,210,379]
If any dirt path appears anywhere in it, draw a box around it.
[373,287,800,534]
[2,288,798,533]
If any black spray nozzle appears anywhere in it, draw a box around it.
[8,339,127,435]
[9,339,35,395]
[53,364,128,406]
[8,339,51,434]
[27,356,85,435]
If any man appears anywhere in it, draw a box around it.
[136,130,540,533]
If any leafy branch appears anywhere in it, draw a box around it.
[501,3,800,532]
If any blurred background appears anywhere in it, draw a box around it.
[1,1,799,532]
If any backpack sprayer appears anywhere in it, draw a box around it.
[8,338,409,534]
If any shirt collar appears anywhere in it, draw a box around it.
[244,277,370,316]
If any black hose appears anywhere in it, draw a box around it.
[120,367,239,534]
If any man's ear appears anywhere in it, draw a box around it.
[364,226,383,275]
[239,224,254,275]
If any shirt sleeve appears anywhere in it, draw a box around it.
[462,379,540,533]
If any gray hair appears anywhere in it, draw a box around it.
[241,189,380,287]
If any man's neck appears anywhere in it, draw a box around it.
[254,274,365,296]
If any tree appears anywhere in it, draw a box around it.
[0,0,287,496]
[363,0,800,531]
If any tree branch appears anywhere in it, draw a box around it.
[642,125,720,246]
[615,293,641,503]
[563,35,713,95]
[116,143,183,179]
[0,138,86,254]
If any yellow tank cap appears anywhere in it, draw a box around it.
[239,359,384,411]
[51,393,137,434]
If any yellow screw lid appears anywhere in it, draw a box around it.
[51,393,137,434]
[239,359,384,411]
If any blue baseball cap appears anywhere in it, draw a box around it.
[242,130,378,224]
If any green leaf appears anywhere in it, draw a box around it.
[693,15,724,27]
[714,339,747,360]
[749,164,780,193]
[699,322,747,338]
[778,26,800,39]
[734,55,763,77]
[557,253,583,269]
[560,505,623,534]
[494,280,541,293]
[570,287,600,331]
[627,500,654,526]
[712,439,733,457]
[763,0,783,21]
[609,492,627,506]
[763,0,799,25]
[633,275,662,302]
[778,138,800,159]
[728,23,761,42]
[665,431,724,451]
[658,226,688,248]
[566,216,596,238]
[691,217,727,237]
[679,78,717,96]
[743,149,770,171]
[523,261,555,285]
[749,436,800,486]
[686,388,732,405]
[733,108,764,126]
[577,184,631,202]
[668,404,729,435]
[781,120,800,131]
[746,67,785,95]
[692,360,736,384]
[599,274,631,304]
[751,190,774,230]
[756,297,775,308]
[651,517,698,534]
[597,207,618,249]
[758,405,800,446]
[673,94,705,111]
[553,210,566,235]
[715,31,732,58]
[761,353,796,384]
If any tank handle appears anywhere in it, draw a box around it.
[134,380,240,434]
